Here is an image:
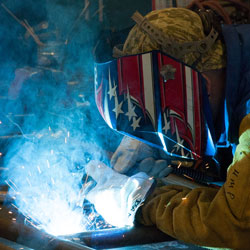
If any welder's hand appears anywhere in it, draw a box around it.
[84,160,154,227]
[111,136,155,174]
[137,158,173,178]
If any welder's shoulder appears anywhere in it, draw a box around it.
[229,114,250,166]
[239,114,250,139]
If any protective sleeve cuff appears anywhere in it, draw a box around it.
[134,178,156,225]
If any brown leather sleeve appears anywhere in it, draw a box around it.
[136,115,250,249]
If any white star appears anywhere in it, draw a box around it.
[172,141,184,153]
[131,117,141,131]
[162,112,170,134]
[171,121,185,156]
[185,151,194,159]
[108,85,117,100]
[108,69,117,100]
[126,104,136,121]
[113,95,124,119]
[125,89,137,121]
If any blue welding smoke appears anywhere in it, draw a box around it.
[2,67,113,235]
[2,78,117,236]
[0,0,122,236]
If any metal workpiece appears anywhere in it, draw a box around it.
[65,225,174,249]
[0,237,35,250]
[0,205,93,250]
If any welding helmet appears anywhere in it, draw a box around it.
[94,48,217,163]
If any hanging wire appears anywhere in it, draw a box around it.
[187,0,250,24]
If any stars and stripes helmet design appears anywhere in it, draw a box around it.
[94,50,215,161]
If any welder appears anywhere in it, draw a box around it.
[86,0,250,248]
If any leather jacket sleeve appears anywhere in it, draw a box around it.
[136,114,250,249]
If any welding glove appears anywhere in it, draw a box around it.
[111,136,173,178]
[84,160,154,227]
[111,136,155,174]
[137,158,173,178]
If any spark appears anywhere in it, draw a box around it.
[139,202,144,207]
[5,179,18,192]
[24,218,39,229]
[26,178,32,187]
[8,211,13,214]
[22,198,28,204]
[67,131,70,138]
[51,177,55,185]
[37,166,42,174]
[183,174,193,181]
[12,218,16,221]
[0,152,2,157]
[65,137,67,144]
[11,203,19,210]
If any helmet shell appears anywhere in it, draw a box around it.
[95,50,216,160]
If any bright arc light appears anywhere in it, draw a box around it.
[93,189,133,229]
[36,198,87,236]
